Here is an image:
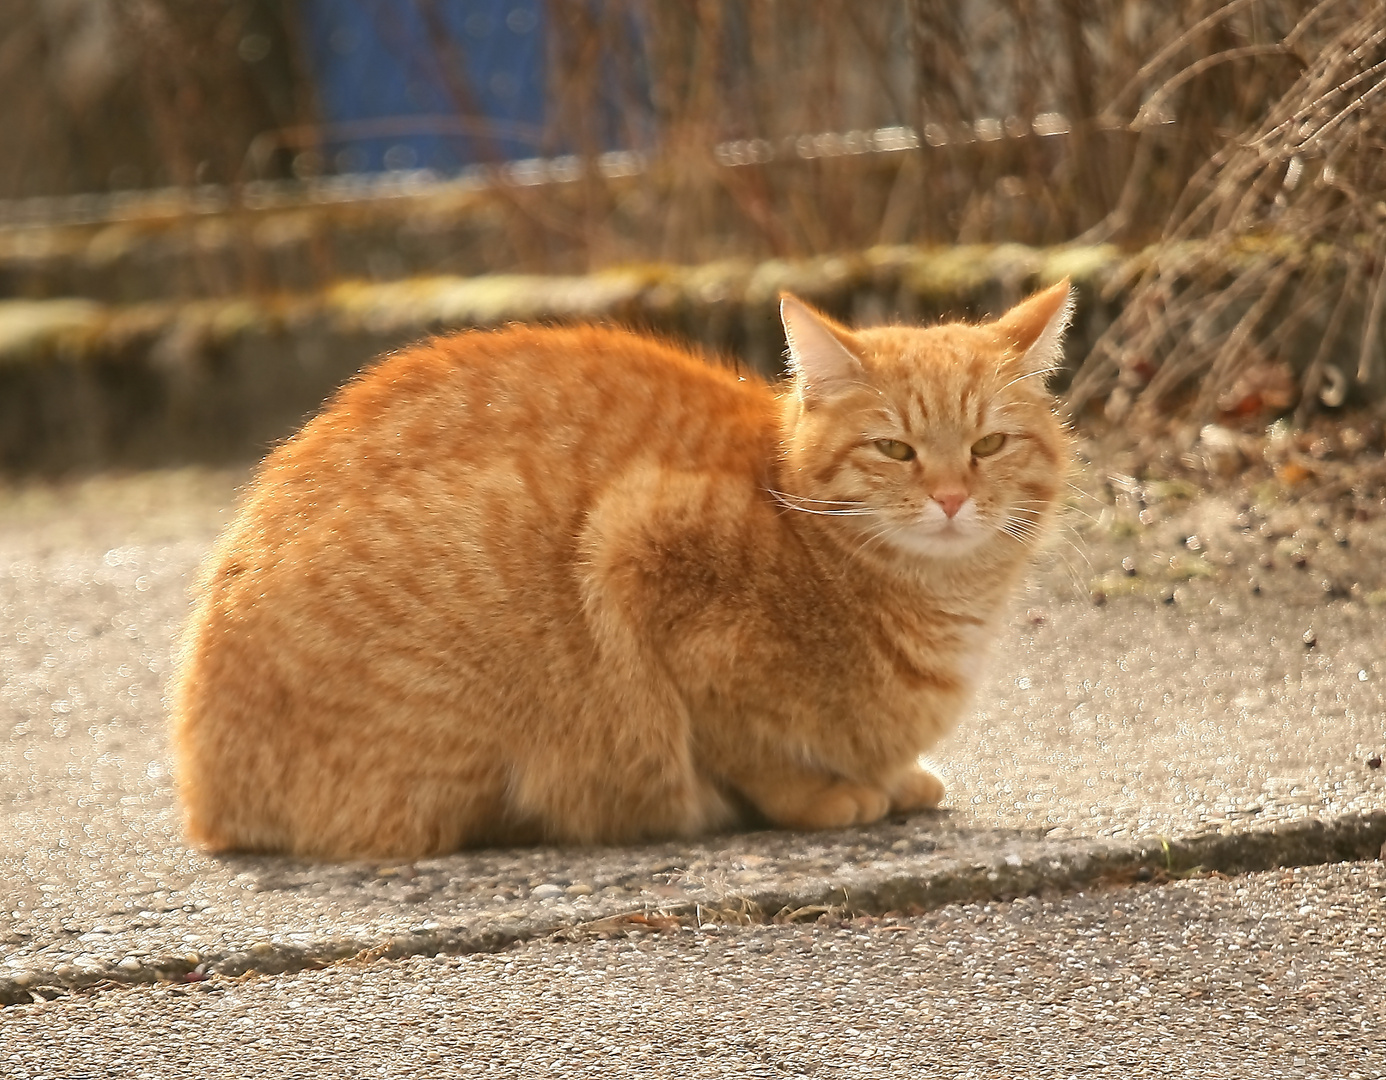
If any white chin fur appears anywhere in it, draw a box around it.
[881,500,990,559]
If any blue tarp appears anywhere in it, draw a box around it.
[299,0,548,172]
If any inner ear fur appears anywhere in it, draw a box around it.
[779,293,864,404]
[994,279,1074,379]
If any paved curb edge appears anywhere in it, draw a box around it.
[3,811,1383,1006]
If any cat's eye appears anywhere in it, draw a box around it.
[971,433,1006,457]
[874,439,916,461]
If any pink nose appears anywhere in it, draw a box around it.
[933,488,968,518]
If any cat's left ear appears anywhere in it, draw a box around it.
[994,278,1074,380]
[780,294,865,405]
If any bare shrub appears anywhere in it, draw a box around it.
[1068,0,1386,429]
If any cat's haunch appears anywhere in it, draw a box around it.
[169,282,1074,858]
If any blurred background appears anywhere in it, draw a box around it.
[1,0,1383,471]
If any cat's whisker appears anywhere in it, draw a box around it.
[1044,526,1096,582]
[765,489,871,508]
[773,503,881,517]
[849,520,900,562]
[765,489,881,518]
[999,522,1042,547]
[997,365,1062,393]
[1041,533,1097,596]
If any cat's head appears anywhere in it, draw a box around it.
[775,282,1074,563]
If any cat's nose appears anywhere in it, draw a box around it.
[933,488,969,518]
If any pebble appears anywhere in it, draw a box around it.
[1302,629,1317,648]
[1368,756,1382,769]
[116,956,142,973]
[1120,556,1137,576]
[531,884,565,900]
[564,883,594,897]
[1160,585,1177,605]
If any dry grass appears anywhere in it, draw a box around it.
[1068,0,1386,431]
[1,1,1382,423]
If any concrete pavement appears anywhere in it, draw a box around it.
[0,466,1384,1044]
[4,862,1384,1078]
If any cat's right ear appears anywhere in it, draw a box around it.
[780,294,864,405]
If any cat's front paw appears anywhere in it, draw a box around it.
[785,781,891,830]
[889,765,945,813]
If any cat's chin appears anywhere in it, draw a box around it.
[877,522,992,561]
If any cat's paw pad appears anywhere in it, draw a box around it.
[890,766,945,812]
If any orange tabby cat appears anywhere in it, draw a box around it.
[169,281,1074,858]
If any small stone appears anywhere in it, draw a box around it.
[1367,755,1382,769]
[565,883,594,897]
[1160,586,1177,605]
[1026,608,1046,625]
[531,884,564,900]
[1184,535,1202,551]
[116,956,142,973]
[1302,629,1317,648]
[1249,578,1262,595]
[1090,589,1107,607]
[1334,529,1350,547]
[1292,552,1309,570]
[1121,556,1137,576]
[250,942,274,956]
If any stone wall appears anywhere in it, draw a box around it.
[0,243,1123,474]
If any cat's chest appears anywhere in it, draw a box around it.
[875,602,995,694]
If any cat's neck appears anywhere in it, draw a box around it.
[786,506,1027,616]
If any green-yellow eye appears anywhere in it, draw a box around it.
[874,439,916,461]
[971,433,1006,457]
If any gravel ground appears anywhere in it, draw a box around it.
[3,860,1383,1078]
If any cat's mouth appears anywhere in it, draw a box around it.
[880,516,990,559]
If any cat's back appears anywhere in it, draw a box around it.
[284,323,773,486]
[193,323,779,629]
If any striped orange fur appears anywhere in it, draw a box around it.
[169,281,1074,858]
